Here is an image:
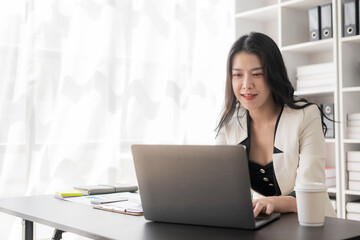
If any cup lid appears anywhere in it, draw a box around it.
[294,182,327,192]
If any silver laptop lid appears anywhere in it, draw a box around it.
[131,144,258,229]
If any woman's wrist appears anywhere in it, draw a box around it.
[270,195,297,213]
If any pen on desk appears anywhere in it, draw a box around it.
[90,197,128,205]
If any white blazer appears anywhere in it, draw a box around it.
[215,104,336,217]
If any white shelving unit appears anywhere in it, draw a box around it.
[338,0,360,219]
[235,0,360,219]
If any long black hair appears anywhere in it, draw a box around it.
[215,32,328,135]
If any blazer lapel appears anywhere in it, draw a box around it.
[272,106,289,194]
[235,109,249,144]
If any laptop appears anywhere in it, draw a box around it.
[131,144,280,229]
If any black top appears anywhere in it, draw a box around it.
[239,107,292,197]
[247,161,281,196]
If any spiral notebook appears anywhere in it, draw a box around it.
[73,184,138,195]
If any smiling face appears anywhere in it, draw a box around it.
[231,51,274,113]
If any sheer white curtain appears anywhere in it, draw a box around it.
[0,0,234,239]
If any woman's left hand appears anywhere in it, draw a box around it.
[252,197,275,217]
[252,195,297,217]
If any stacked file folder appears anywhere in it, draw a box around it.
[296,62,335,92]
[325,167,336,187]
[346,201,360,221]
[347,151,360,191]
[347,113,360,139]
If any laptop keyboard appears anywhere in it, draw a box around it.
[253,212,281,228]
[255,214,270,222]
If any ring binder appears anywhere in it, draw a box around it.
[322,103,335,138]
[309,6,321,41]
[321,3,333,39]
[358,0,360,34]
[343,0,359,37]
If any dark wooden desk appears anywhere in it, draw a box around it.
[0,195,359,240]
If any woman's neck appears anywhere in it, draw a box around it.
[249,102,282,125]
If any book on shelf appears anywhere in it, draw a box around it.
[346,202,360,214]
[297,72,335,79]
[296,73,335,82]
[296,82,334,90]
[348,151,360,162]
[349,171,360,181]
[325,167,336,187]
[326,177,336,187]
[348,181,360,191]
[297,74,335,82]
[347,162,360,171]
[297,71,335,78]
[296,81,334,90]
[348,113,360,121]
[73,183,138,195]
[348,120,360,127]
[347,133,360,139]
[296,62,335,92]
[296,62,335,76]
[325,167,336,178]
[347,127,360,134]
[347,113,360,139]
[347,213,360,221]
[297,74,335,81]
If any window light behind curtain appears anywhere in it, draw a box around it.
[0,0,234,238]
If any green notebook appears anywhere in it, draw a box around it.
[55,190,83,198]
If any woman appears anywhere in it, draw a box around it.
[215,32,336,218]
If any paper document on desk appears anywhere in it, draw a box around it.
[62,192,141,206]
[93,200,143,216]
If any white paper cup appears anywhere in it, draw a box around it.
[294,182,327,227]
